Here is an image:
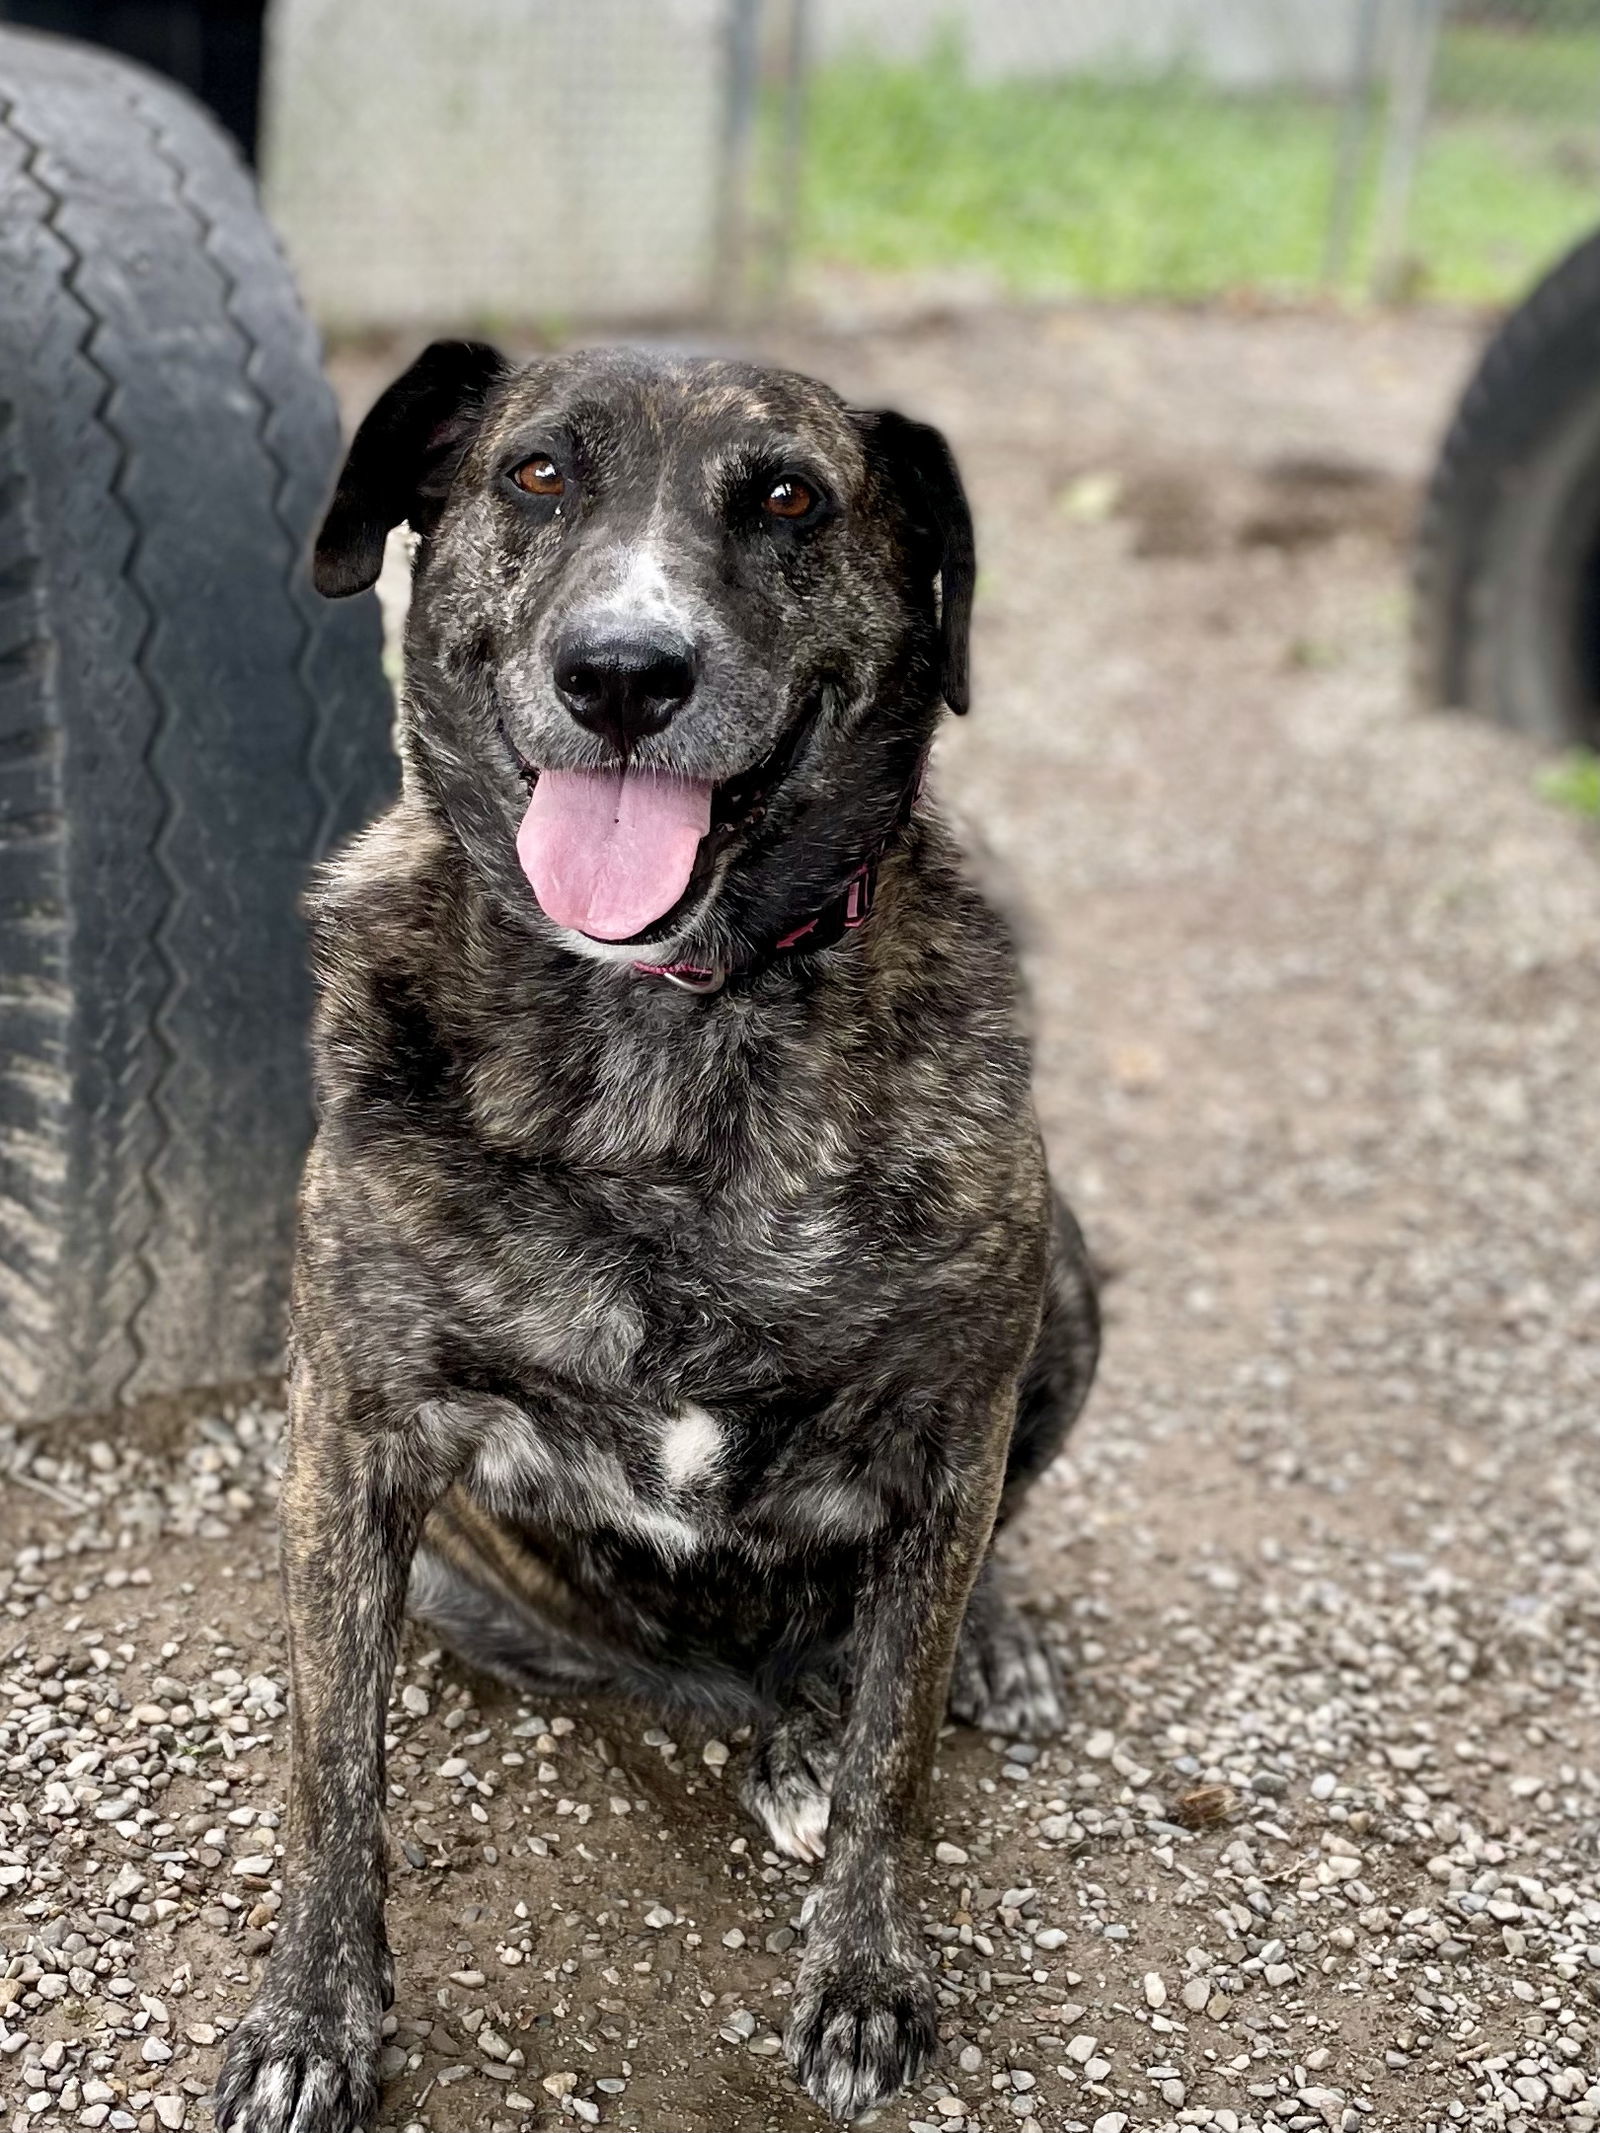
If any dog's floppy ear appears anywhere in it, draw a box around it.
[314,340,511,598]
[858,409,976,713]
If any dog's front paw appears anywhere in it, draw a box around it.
[949,1582,1066,1738]
[214,1964,386,2133]
[785,1945,937,2122]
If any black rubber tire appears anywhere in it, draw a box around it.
[0,27,395,1422]
[1414,224,1600,751]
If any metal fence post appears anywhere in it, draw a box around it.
[1371,0,1447,302]
[1323,0,1385,289]
[767,0,813,314]
[714,0,765,324]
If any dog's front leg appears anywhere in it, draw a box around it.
[216,1385,438,2133]
[786,1388,1013,2123]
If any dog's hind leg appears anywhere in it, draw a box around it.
[741,1674,843,1863]
[410,1491,760,1721]
[947,1555,1065,1738]
[408,1545,625,1700]
[946,1194,1099,1741]
[997,1191,1100,1524]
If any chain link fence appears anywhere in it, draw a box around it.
[40,0,1591,332]
[24,0,1592,330]
[724,0,1600,317]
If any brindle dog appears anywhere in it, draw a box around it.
[214,343,1099,2131]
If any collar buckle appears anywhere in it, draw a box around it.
[633,960,727,995]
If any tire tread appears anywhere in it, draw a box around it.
[1414,225,1600,734]
[0,27,394,1420]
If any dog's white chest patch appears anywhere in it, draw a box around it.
[656,1402,723,1493]
[452,1395,731,1564]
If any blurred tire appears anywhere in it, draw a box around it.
[0,27,395,1422]
[1414,225,1600,750]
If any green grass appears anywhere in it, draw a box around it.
[797,40,1600,305]
[1407,115,1600,300]
[1415,25,1600,299]
[802,51,1342,298]
[1437,24,1600,121]
[1538,750,1600,819]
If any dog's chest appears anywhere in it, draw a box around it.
[470,1399,729,1553]
[445,999,952,1551]
[464,1388,893,1559]
[468,1037,900,1389]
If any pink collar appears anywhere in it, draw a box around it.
[632,859,878,996]
[630,745,928,997]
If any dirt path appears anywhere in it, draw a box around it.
[5,303,1600,2133]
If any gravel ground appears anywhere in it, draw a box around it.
[5,301,1600,2133]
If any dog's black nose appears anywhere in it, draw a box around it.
[553,629,697,749]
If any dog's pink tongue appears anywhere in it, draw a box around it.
[517,768,713,941]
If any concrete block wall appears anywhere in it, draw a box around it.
[261,0,730,335]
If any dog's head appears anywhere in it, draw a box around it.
[316,343,973,964]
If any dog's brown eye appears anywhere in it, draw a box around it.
[764,477,815,520]
[513,456,564,498]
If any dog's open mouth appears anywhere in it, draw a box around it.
[501,699,818,945]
